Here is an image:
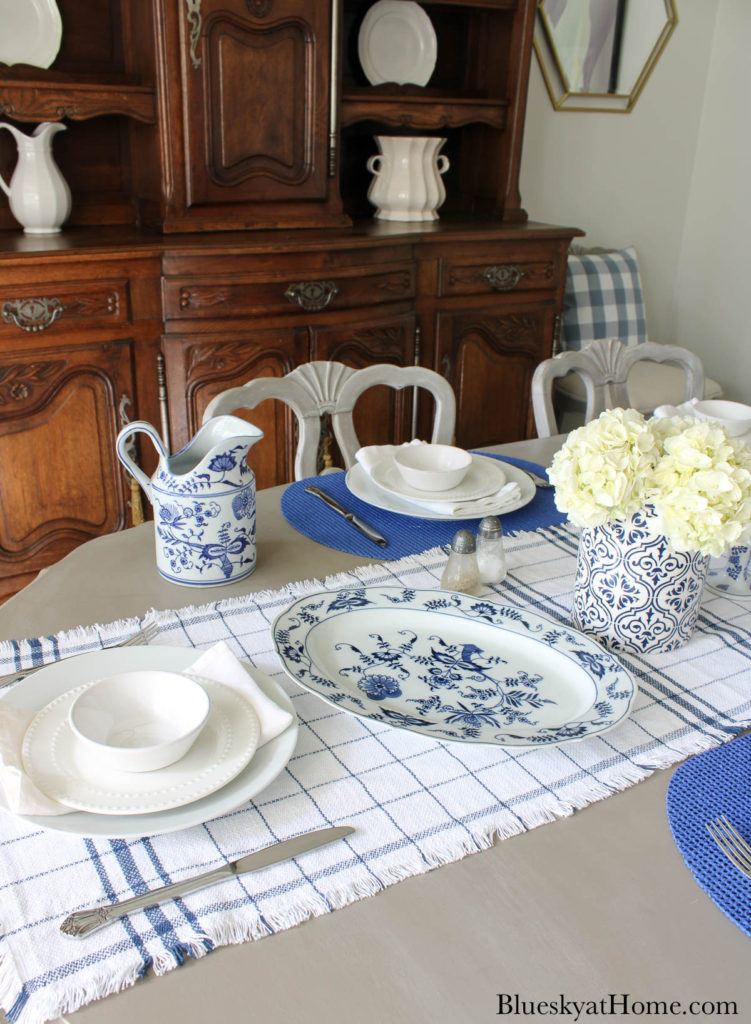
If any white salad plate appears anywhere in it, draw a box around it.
[22,678,260,815]
[371,453,506,504]
[4,646,298,838]
[346,457,535,520]
[358,0,437,87]
[0,0,62,69]
[274,587,636,747]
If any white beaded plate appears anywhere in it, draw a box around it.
[22,678,260,815]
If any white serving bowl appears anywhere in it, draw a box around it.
[691,400,751,437]
[69,670,211,773]
[392,443,473,492]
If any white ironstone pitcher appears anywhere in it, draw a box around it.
[0,122,71,233]
[116,416,263,587]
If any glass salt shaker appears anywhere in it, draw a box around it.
[476,516,507,585]
[440,528,481,595]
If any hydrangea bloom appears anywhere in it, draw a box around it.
[548,408,751,555]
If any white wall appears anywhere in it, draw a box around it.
[519,0,736,389]
[673,0,751,403]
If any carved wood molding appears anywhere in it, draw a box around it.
[184,340,294,384]
[455,314,541,355]
[246,0,273,15]
[0,360,67,405]
[178,287,230,311]
[375,272,413,295]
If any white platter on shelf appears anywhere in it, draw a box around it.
[273,587,636,747]
[358,0,437,87]
[345,457,535,520]
[0,0,63,69]
[22,679,260,815]
[3,646,298,838]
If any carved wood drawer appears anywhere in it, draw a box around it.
[438,251,560,298]
[0,279,130,336]
[163,263,416,320]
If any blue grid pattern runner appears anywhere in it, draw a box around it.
[667,734,751,937]
[2,529,751,1024]
[280,456,564,558]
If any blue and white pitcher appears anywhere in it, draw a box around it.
[116,416,263,587]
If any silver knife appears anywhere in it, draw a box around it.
[60,824,355,938]
[305,484,387,547]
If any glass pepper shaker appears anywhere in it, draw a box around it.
[476,515,507,585]
[440,528,481,595]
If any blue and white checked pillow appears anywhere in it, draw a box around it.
[561,246,647,351]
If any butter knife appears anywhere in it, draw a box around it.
[305,484,387,547]
[60,825,354,938]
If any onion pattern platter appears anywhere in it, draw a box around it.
[273,587,636,747]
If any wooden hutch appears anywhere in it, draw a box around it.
[0,0,579,599]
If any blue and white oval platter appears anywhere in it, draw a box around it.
[272,587,636,747]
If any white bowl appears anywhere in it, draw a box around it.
[69,670,211,773]
[392,443,473,492]
[691,399,751,437]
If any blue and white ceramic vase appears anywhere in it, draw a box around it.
[571,505,709,654]
[706,544,751,597]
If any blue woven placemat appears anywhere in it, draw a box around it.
[667,734,751,937]
[280,455,565,559]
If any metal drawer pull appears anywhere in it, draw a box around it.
[482,265,525,292]
[284,280,339,312]
[2,296,64,332]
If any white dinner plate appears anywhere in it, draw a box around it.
[0,0,62,69]
[22,679,260,815]
[345,457,535,520]
[370,453,506,504]
[358,0,437,87]
[3,646,298,838]
[273,587,636,747]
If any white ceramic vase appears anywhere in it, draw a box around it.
[571,505,709,654]
[366,136,449,222]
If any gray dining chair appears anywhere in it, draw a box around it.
[202,361,457,480]
[531,338,706,438]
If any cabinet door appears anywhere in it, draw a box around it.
[180,0,331,207]
[0,338,135,599]
[162,328,307,489]
[432,300,557,449]
[311,309,417,455]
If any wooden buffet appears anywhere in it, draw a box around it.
[0,0,579,600]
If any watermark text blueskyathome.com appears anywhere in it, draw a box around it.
[496,994,738,1019]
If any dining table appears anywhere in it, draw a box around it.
[0,435,750,1024]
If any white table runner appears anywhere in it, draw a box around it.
[1,524,751,1024]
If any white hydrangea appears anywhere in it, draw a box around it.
[548,408,657,527]
[549,408,751,555]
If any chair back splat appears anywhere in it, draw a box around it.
[531,339,706,438]
[203,361,457,480]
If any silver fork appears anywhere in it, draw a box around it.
[706,815,751,879]
[0,621,160,690]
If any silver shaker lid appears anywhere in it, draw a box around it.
[450,529,476,554]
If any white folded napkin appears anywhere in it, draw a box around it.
[355,439,426,477]
[409,480,522,518]
[355,442,520,517]
[188,641,293,746]
[0,640,293,817]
